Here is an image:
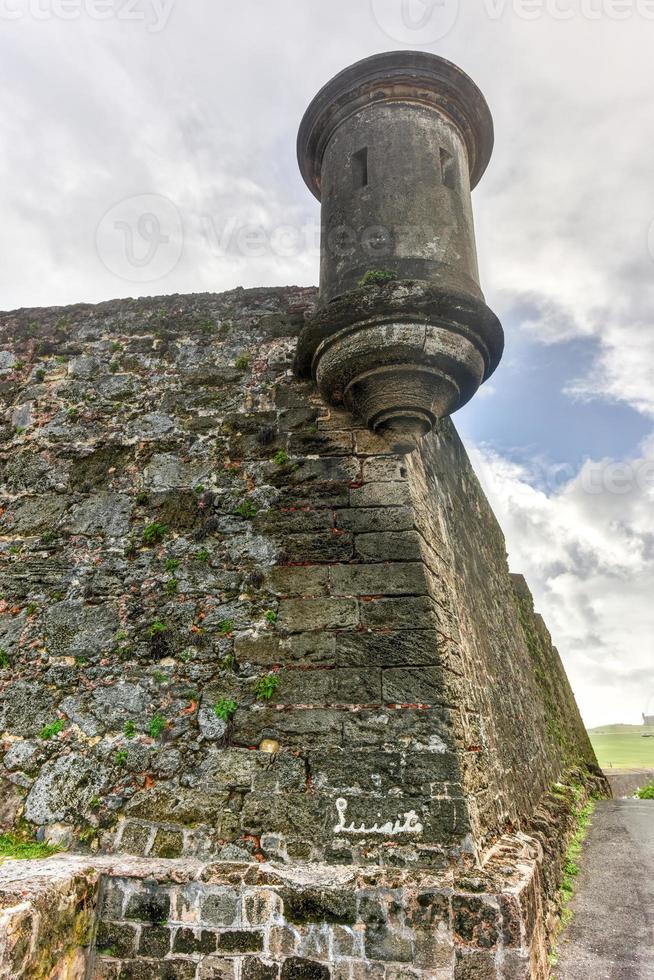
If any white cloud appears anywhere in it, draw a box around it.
[470,439,654,727]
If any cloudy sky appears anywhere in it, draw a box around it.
[1,0,653,726]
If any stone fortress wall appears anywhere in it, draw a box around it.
[0,287,606,979]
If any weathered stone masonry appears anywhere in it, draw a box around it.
[0,286,605,978]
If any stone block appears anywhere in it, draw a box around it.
[150,829,184,859]
[278,533,354,564]
[334,507,414,534]
[335,964,385,980]
[413,929,454,970]
[350,481,411,508]
[382,667,446,705]
[279,667,381,705]
[364,924,413,962]
[278,888,357,926]
[124,887,171,924]
[117,822,152,857]
[232,706,343,750]
[200,890,240,927]
[173,927,218,954]
[361,457,406,482]
[278,599,358,632]
[280,959,331,980]
[359,596,443,630]
[197,959,237,979]
[241,960,280,980]
[138,925,172,958]
[354,531,422,562]
[95,921,136,958]
[236,633,337,667]
[25,754,109,826]
[453,949,498,978]
[499,894,522,948]
[240,791,325,837]
[288,429,353,456]
[268,924,299,957]
[251,754,307,793]
[330,563,426,598]
[115,960,197,979]
[335,630,441,667]
[500,951,532,979]
[266,566,330,597]
[101,879,127,920]
[452,896,499,949]
[68,493,132,538]
[215,930,264,953]
[331,924,365,958]
[242,889,284,927]
[342,706,453,752]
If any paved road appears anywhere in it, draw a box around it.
[557,799,654,979]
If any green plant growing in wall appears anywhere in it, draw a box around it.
[115,749,129,767]
[637,782,654,799]
[195,548,210,562]
[149,714,167,738]
[164,558,180,573]
[254,673,280,702]
[124,721,136,739]
[142,522,167,546]
[273,450,289,467]
[148,620,167,638]
[214,699,238,722]
[218,619,235,636]
[264,610,277,624]
[165,578,178,594]
[39,719,65,741]
[89,796,101,811]
[234,354,250,371]
[357,269,396,288]
[0,649,9,668]
[235,500,257,520]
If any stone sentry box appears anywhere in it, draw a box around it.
[296,51,504,452]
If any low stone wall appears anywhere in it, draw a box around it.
[0,831,554,980]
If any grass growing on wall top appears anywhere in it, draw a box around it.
[0,833,61,862]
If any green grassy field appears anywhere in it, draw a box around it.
[588,725,654,770]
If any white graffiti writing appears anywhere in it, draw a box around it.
[333,798,424,835]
